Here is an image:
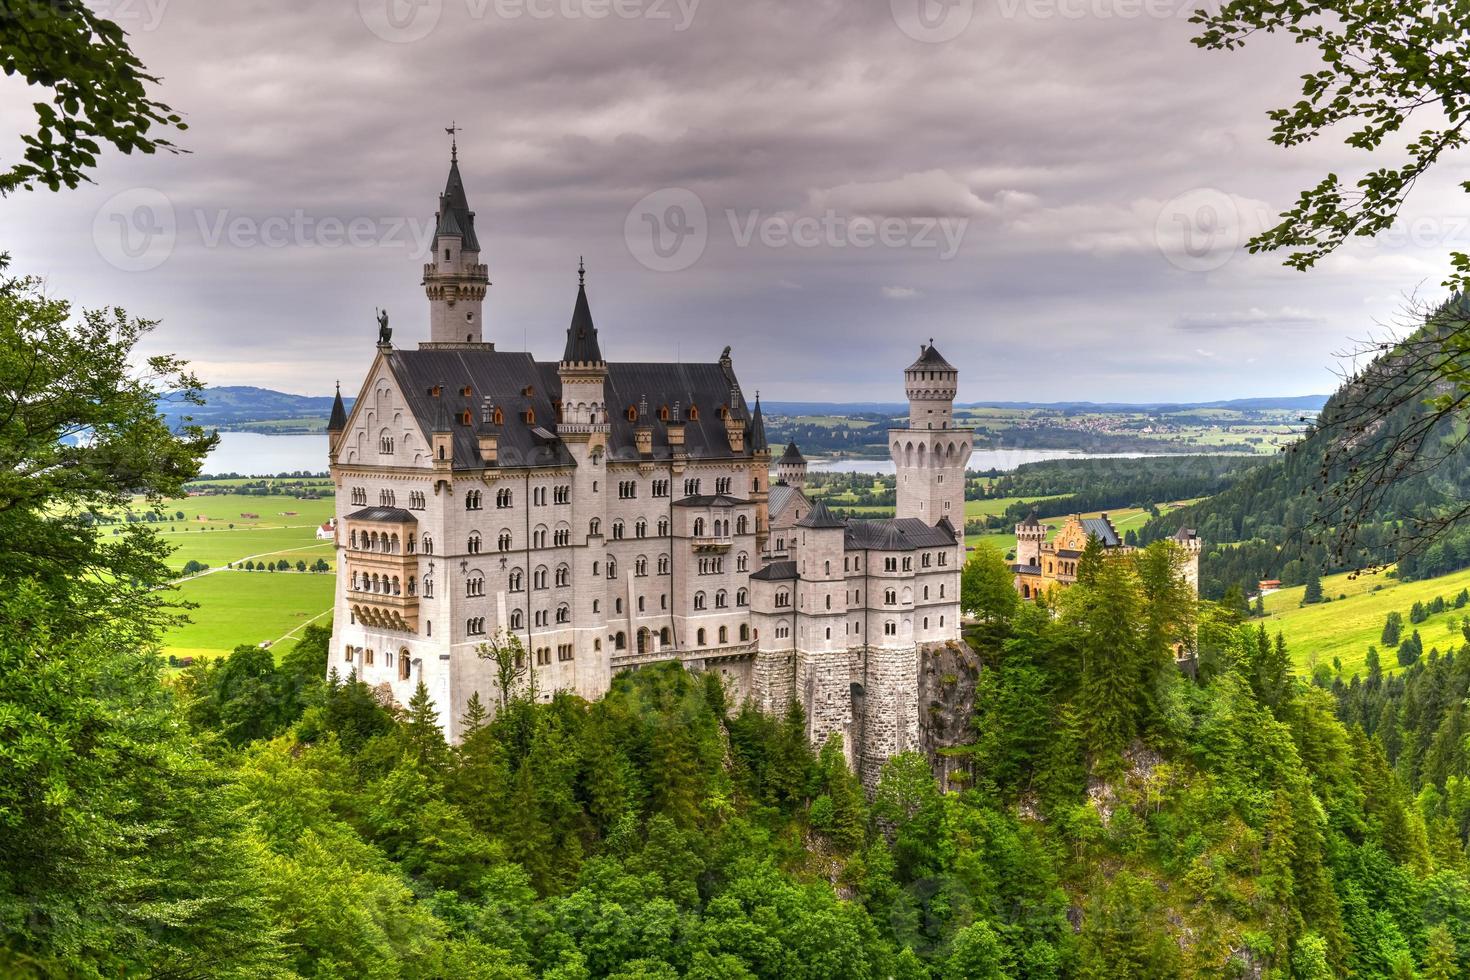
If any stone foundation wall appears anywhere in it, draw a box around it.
[859,643,920,788]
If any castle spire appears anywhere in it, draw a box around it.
[561,259,603,364]
[424,138,489,345]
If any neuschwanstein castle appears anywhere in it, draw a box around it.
[326,149,970,784]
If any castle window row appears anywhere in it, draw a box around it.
[349,529,414,554]
[351,571,415,596]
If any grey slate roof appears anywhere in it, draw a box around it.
[383,347,755,471]
[844,517,957,552]
[435,157,479,251]
[1173,526,1199,543]
[748,394,769,453]
[672,494,744,508]
[1080,516,1121,548]
[346,506,418,524]
[750,560,798,581]
[1011,563,1041,575]
[562,278,603,364]
[328,383,347,431]
[795,499,845,529]
[1016,510,1043,530]
[907,341,955,372]
[767,484,806,520]
[780,441,805,464]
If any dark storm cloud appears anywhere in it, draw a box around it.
[0,0,1459,400]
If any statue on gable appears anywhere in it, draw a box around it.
[376,308,392,346]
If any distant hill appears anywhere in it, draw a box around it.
[764,395,1329,416]
[1141,303,1470,598]
[160,386,354,430]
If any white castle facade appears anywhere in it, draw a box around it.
[327,151,970,783]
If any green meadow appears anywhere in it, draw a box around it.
[111,490,340,659]
[1260,565,1470,680]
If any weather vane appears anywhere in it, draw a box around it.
[578,255,586,286]
[445,121,461,161]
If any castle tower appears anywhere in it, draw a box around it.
[326,382,347,460]
[777,441,807,489]
[891,340,972,547]
[423,138,490,347]
[792,500,854,765]
[748,394,772,552]
[1015,511,1045,569]
[1172,526,1203,595]
[558,260,612,697]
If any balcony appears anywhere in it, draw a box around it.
[350,589,419,633]
[692,534,733,552]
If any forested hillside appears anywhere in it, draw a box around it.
[1142,301,1470,599]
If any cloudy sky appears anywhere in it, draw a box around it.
[3,0,1465,403]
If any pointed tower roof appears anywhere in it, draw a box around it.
[748,393,769,453]
[795,499,845,530]
[1017,510,1042,530]
[907,339,955,372]
[327,382,347,431]
[436,152,479,252]
[562,258,604,364]
[780,441,805,464]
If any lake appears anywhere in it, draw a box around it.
[201,433,1175,478]
[202,432,330,476]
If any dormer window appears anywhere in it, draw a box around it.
[461,386,472,397]
[688,405,699,421]
[522,385,534,397]
[493,407,504,425]
[459,411,472,425]
[658,405,670,421]
[626,405,638,422]
[523,408,535,424]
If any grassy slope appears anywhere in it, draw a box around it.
[1260,566,1470,679]
[116,492,340,659]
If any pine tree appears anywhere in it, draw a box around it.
[1422,924,1458,980]
[1302,565,1324,605]
[459,690,489,737]
[404,680,446,771]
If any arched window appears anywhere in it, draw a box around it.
[556,604,570,624]
[736,552,748,572]
[697,628,707,646]
[612,520,625,540]
[736,515,748,534]
[555,564,569,587]
[398,651,411,680]
[718,625,728,644]
[635,518,647,538]
[614,631,626,650]
[694,591,707,610]
[736,588,748,606]
[510,609,524,630]
[694,518,706,536]
[657,518,669,536]
[657,554,670,575]
[715,589,728,608]
[739,623,750,641]
[660,627,671,645]
[468,532,481,554]
[497,530,512,552]
[508,568,523,591]
[635,555,648,577]
[607,558,617,579]
[775,590,791,608]
[589,517,601,537]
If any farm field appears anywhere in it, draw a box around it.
[111,489,341,659]
[161,571,336,661]
[1261,566,1470,680]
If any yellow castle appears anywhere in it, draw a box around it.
[1009,512,1200,600]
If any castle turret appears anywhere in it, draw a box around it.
[891,340,972,548]
[326,381,347,459]
[792,499,853,764]
[557,259,609,445]
[777,441,807,489]
[1172,526,1202,595]
[1015,511,1046,569]
[423,138,490,347]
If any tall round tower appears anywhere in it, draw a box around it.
[890,340,972,546]
[423,139,490,347]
